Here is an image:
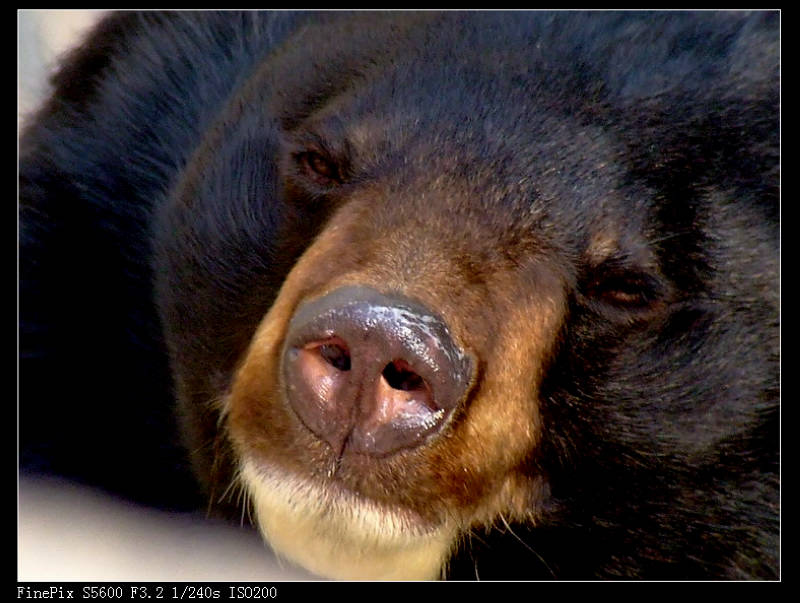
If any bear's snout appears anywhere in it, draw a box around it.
[281,286,475,457]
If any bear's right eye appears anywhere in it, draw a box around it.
[296,150,342,187]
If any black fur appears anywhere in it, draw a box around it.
[20,11,779,579]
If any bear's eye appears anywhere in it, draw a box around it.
[585,268,664,313]
[594,274,656,307]
[296,151,342,186]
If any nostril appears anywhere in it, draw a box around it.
[382,360,426,392]
[294,340,349,398]
[284,337,353,449]
[313,338,351,372]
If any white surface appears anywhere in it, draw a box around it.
[18,10,107,125]
[19,477,315,581]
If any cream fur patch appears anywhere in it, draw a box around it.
[241,460,456,580]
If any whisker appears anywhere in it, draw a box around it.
[497,513,556,578]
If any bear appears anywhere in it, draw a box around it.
[19,11,779,580]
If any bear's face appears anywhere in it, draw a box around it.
[227,110,573,578]
[151,14,778,580]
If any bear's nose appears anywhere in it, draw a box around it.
[282,286,474,457]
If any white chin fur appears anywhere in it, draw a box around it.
[241,460,455,580]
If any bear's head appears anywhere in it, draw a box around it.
[153,13,779,580]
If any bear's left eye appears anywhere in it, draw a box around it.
[592,273,658,308]
[296,151,342,186]
[583,266,666,314]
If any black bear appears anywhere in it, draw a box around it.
[19,11,779,580]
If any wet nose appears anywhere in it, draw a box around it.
[282,286,474,456]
